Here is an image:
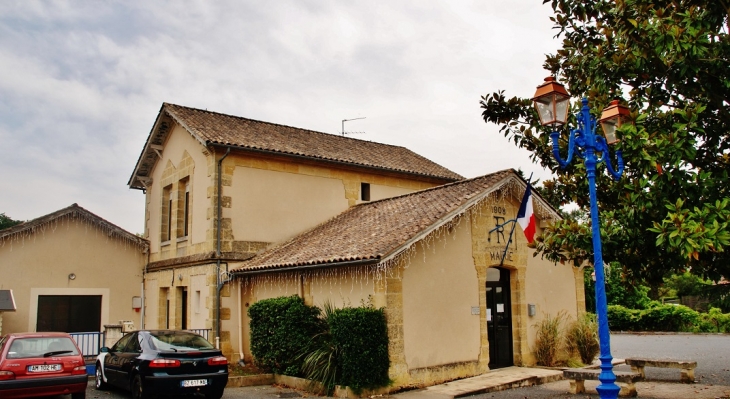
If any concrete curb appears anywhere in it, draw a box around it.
[226,373,275,387]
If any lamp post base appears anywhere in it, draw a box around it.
[596,355,621,399]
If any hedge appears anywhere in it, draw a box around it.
[330,306,390,392]
[248,295,390,392]
[608,303,730,333]
[248,295,323,375]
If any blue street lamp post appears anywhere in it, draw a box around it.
[532,77,630,399]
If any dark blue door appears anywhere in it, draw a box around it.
[486,267,513,368]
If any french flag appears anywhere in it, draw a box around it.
[517,184,536,243]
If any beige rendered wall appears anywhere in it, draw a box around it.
[250,279,300,302]
[189,274,209,329]
[230,167,349,243]
[524,250,582,363]
[367,184,414,203]
[223,153,439,247]
[307,271,375,309]
[0,219,145,334]
[145,124,210,259]
[401,220,481,370]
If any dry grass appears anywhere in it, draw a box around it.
[533,311,567,367]
[566,313,600,365]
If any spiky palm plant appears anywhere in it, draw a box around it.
[299,301,340,395]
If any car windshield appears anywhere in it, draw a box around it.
[149,331,214,351]
[7,337,80,359]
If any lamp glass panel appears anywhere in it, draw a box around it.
[555,97,570,124]
[601,121,619,144]
[535,99,554,125]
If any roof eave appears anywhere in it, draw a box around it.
[128,103,209,190]
[231,258,380,277]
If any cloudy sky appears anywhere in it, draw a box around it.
[0,1,560,234]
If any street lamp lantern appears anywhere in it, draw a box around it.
[532,77,627,399]
[532,77,571,127]
[599,99,631,145]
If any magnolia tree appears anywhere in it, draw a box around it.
[481,0,730,295]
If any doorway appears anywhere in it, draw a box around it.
[180,287,188,330]
[486,267,513,368]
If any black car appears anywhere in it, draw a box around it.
[94,330,228,399]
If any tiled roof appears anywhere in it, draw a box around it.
[0,204,148,251]
[129,103,463,188]
[165,103,464,180]
[232,169,519,274]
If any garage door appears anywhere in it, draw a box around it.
[36,295,101,332]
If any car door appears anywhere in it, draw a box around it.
[117,333,141,389]
[104,333,134,387]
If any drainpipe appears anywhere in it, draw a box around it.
[237,279,245,365]
[141,241,150,329]
[215,147,231,349]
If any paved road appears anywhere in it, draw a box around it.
[63,334,730,399]
[610,333,730,386]
[465,333,730,399]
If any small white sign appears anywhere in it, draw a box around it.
[471,306,480,315]
[487,309,492,321]
[497,303,505,313]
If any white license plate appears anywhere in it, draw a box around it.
[181,379,207,387]
[28,364,62,372]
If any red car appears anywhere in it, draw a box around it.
[0,332,88,399]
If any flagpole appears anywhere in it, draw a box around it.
[499,221,517,266]
[495,173,535,266]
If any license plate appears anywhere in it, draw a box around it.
[181,379,207,387]
[28,364,62,372]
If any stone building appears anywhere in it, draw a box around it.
[129,103,584,389]
[0,204,148,334]
[231,169,582,388]
[128,103,460,345]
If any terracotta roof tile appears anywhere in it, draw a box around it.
[163,103,463,181]
[232,169,517,273]
[0,204,148,250]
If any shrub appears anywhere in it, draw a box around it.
[607,305,640,331]
[638,303,698,332]
[566,313,600,365]
[248,295,324,375]
[329,306,390,393]
[533,311,566,367]
[698,307,730,333]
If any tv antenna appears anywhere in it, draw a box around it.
[341,117,366,136]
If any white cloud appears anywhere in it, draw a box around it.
[0,0,561,233]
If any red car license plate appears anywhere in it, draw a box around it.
[181,379,207,387]
[28,364,62,372]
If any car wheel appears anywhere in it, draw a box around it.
[131,374,149,399]
[95,363,108,390]
[71,392,86,399]
[205,388,225,399]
